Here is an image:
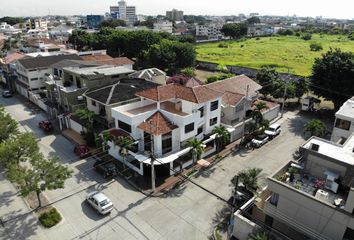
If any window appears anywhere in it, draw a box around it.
[30,78,38,81]
[270,192,279,206]
[162,133,172,154]
[185,123,194,134]
[210,100,219,111]
[210,117,217,126]
[197,126,203,135]
[335,118,351,131]
[144,132,151,152]
[198,106,204,117]
[235,104,244,112]
[91,100,96,106]
[118,120,131,133]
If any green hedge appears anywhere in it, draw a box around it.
[39,208,62,228]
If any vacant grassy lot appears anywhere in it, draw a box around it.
[197,34,354,76]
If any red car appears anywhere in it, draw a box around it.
[38,120,53,131]
[74,144,90,158]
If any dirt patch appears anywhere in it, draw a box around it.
[195,69,220,82]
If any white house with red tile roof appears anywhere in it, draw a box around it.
[108,83,223,176]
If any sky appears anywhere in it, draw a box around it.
[0,0,353,19]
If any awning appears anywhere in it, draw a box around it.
[203,134,217,144]
[131,147,192,165]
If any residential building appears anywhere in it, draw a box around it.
[196,24,223,40]
[15,54,82,98]
[83,78,159,127]
[47,64,135,113]
[129,68,166,85]
[261,134,354,240]
[153,21,173,34]
[0,52,27,91]
[86,15,104,29]
[110,0,137,26]
[108,83,223,176]
[0,22,22,35]
[331,97,354,144]
[166,9,184,21]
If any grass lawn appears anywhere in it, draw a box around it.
[196,34,354,76]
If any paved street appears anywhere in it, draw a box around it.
[0,92,310,240]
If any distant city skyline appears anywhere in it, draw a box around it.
[0,0,353,20]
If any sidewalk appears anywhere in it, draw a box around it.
[0,169,44,240]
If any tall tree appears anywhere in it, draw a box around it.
[0,133,39,167]
[75,108,96,146]
[221,23,248,39]
[255,67,279,97]
[7,156,73,207]
[212,126,230,153]
[303,119,326,138]
[311,48,354,110]
[246,16,261,25]
[0,106,19,144]
[186,138,204,167]
[115,136,134,170]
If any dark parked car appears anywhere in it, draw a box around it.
[2,90,12,98]
[74,144,90,158]
[93,159,118,179]
[38,120,53,131]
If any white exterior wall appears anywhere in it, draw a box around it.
[263,105,280,122]
[69,118,84,134]
[86,97,100,114]
[331,116,354,142]
[205,98,222,134]
[265,178,354,240]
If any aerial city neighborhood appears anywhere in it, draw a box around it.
[0,1,354,240]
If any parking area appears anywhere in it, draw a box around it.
[0,92,312,240]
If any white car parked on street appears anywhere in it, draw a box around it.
[251,134,269,148]
[264,124,281,139]
[86,191,113,215]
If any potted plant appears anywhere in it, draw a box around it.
[287,167,298,183]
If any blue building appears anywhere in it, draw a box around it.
[86,15,104,29]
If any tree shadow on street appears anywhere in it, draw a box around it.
[0,190,16,207]
[211,202,231,233]
[2,209,39,240]
[159,181,187,198]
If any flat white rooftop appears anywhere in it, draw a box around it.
[303,134,354,166]
[336,97,354,119]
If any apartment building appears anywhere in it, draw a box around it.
[331,97,354,144]
[153,21,173,34]
[0,52,27,91]
[15,54,82,98]
[196,24,223,40]
[46,64,135,113]
[110,0,137,26]
[166,9,184,21]
[108,83,223,176]
[261,134,354,240]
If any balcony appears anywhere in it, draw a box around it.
[124,103,157,116]
[160,101,189,117]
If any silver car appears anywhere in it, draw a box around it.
[86,191,113,215]
[251,134,269,148]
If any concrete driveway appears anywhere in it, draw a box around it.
[0,92,310,240]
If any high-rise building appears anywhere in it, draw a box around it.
[86,15,104,29]
[110,1,137,26]
[166,9,184,21]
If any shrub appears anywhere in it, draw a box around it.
[278,29,294,36]
[206,76,218,83]
[39,208,62,228]
[310,42,323,51]
[301,33,312,40]
[217,42,229,48]
[255,37,260,40]
[240,44,244,48]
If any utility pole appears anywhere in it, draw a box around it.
[227,175,239,239]
[281,73,290,118]
[240,85,250,145]
[149,120,156,193]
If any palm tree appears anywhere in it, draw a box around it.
[186,138,205,168]
[237,168,263,193]
[248,230,269,240]
[254,101,269,112]
[115,136,134,170]
[75,108,96,146]
[303,119,326,138]
[212,126,230,153]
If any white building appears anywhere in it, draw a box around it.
[108,83,224,176]
[0,22,22,35]
[153,21,173,34]
[331,97,354,144]
[196,24,223,39]
[110,0,137,26]
[15,54,81,98]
